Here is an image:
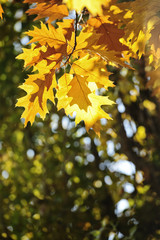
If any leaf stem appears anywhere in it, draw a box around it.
[64,11,78,65]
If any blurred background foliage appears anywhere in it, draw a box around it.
[1,1,160,240]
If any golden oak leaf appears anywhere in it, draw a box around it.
[68,27,130,68]
[67,27,101,58]
[56,19,74,41]
[150,21,160,55]
[27,22,66,50]
[56,73,72,109]
[33,60,57,76]
[24,0,68,22]
[71,93,114,132]
[57,73,91,111]
[102,0,132,25]
[16,44,46,68]
[16,66,57,126]
[70,54,114,89]
[63,0,111,16]
[120,0,160,58]
[17,2,118,133]
[87,45,131,69]
[68,75,92,110]
[0,4,3,19]
[57,73,114,134]
[147,16,160,67]
[87,16,128,52]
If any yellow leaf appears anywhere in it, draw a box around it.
[16,64,57,126]
[57,74,114,135]
[71,54,114,89]
[16,44,46,68]
[56,19,74,41]
[57,73,91,111]
[66,93,114,135]
[68,27,131,68]
[120,0,160,58]
[67,27,100,58]
[63,0,111,16]
[27,22,66,50]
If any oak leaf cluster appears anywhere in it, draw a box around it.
[2,0,160,134]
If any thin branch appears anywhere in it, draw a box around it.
[64,12,78,66]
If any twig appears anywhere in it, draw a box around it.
[64,11,78,65]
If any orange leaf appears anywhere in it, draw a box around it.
[87,16,128,52]
[24,0,68,22]
[0,4,4,19]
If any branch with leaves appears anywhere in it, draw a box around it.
[1,0,160,135]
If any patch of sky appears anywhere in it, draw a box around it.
[62,116,75,130]
[98,150,104,157]
[26,149,35,159]
[123,119,136,138]
[123,182,135,193]
[20,118,25,124]
[108,232,115,240]
[94,137,100,146]
[13,42,22,52]
[132,76,139,84]
[2,170,9,179]
[135,84,140,93]
[50,114,59,132]
[116,98,125,113]
[62,116,70,130]
[99,162,106,171]
[21,36,30,45]
[107,140,115,156]
[15,9,23,19]
[104,175,113,185]
[0,141,2,150]
[108,160,136,176]
[86,153,95,163]
[115,142,121,150]
[120,68,128,77]
[36,122,44,128]
[115,199,130,217]
[64,10,76,20]
[83,137,91,148]
[100,118,107,126]
[14,21,22,32]
[75,127,86,137]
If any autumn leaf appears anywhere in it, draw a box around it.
[63,0,111,16]
[70,54,114,89]
[18,0,160,134]
[87,16,128,52]
[67,27,101,58]
[24,0,69,22]
[0,4,4,19]
[56,19,74,41]
[65,74,92,111]
[16,62,57,126]
[27,22,66,50]
[56,73,114,134]
[119,0,160,58]
[67,26,130,68]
